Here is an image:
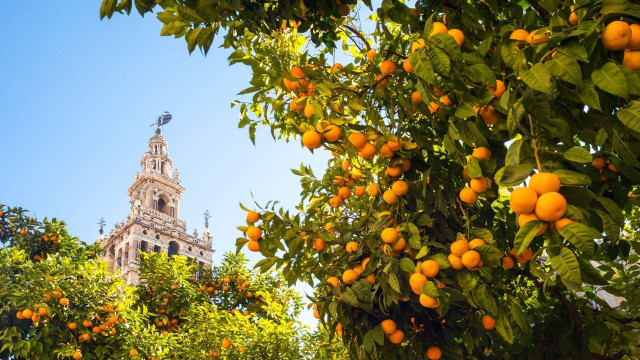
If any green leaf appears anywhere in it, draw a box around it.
[546,53,582,86]
[399,258,416,273]
[428,46,450,76]
[510,301,528,333]
[617,100,640,133]
[341,288,359,306]
[494,164,534,186]
[455,103,477,119]
[577,257,608,286]
[559,222,599,258]
[591,62,628,99]
[467,63,497,87]
[521,63,551,95]
[475,283,498,316]
[468,157,483,178]
[563,147,591,163]
[387,272,401,293]
[553,169,591,186]
[514,220,544,255]
[474,245,503,265]
[431,33,462,58]
[507,101,525,139]
[409,51,435,84]
[577,79,601,111]
[595,196,624,226]
[428,254,451,270]
[550,247,582,291]
[470,228,493,243]
[416,246,429,259]
[495,311,514,343]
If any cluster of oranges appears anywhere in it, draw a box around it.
[509,172,574,238]
[601,20,640,71]
[592,156,619,183]
[448,237,484,270]
[459,147,493,204]
[245,211,262,252]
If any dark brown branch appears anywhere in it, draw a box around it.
[343,24,371,52]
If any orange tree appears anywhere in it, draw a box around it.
[102,0,640,358]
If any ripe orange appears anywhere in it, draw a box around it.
[608,162,618,172]
[630,24,640,50]
[383,190,399,204]
[450,239,470,257]
[129,349,138,356]
[380,60,397,75]
[366,50,377,61]
[440,94,453,106]
[367,183,380,196]
[592,157,607,169]
[16,311,25,320]
[510,29,530,47]
[411,90,423,104]
[83,320,92,327]
[79,333,90,341]
[346,133,367,150]
[471,147,492,161]
[247,240,260,252]
[322,125,341,142]
[246,211,260,223]
[535,192,567,222]
[470,177,489,193]
[342,269,358,284]
[411,39,426,53]
[388,329,404,344]
[488,80,506,98]
[468,238,485,249]
[410,272,428,294]
[345,241,359,253]
[313,237,326,251]
[448,29,464,46]
[569,6,578,26]
[403,58,414,73]
[419,294,439,308]
[554,218,575,231]
[392,237,407,252]
[290,97,305,113]
[72,351,82,360]
[391,180,409,196]
[427,346,442,360]
[459,188,478,204]
[38,307,47,316]
[386,166,402,178]
[247,226,262,241]
[381,227,399,244]
[381,319,397,335]
[304,102,315,118]
[331,63,344,73]
[430,22,448,38]
[478,105,500,126]
[462,167,471,182]
[601,21,632,51]
[365,273,376,284]
[22,309,33,319]
[421,260,439,278]
[302,130,322,150]
[509,187,538,214]
[221,338,231,348]
[327,276,340,288]
[291,65,306,78]
[529,172,561,195]
[448,254,464,270]
[44,294,52,302]
[427,101,440,114]
[329,195,343,208]
[517,213,548,236]
[68,322,77,330]
[461,250,481,268]
[623,51,640,71]
[502,256,515,269]
[354,186,366,197]
[358,142,376,159]
[387,137,403,151]
[338,187,351,200]
[92,327,101,334]
[482,315,495,330]
[521,247,534,261]
[59,298,69,306]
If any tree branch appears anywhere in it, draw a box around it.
[343,24,371,52]
[534,280,582,342]
[528,0,551,21]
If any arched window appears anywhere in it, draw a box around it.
[157,194,171,215]
[168,241,179,257]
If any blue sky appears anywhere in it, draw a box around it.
[0,2,333,326]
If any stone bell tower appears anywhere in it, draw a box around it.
[98,115,214,284]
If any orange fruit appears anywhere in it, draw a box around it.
[68,322,77,330]
[367,183,380,196]
[482,315,495,330]
[386,166,402,178]
[510,29,530,47]
[83,320,92,327]
[380,60,397,75]
[419,294,439,308]
[592,157,607,169]
[129,349,138,356]
[462,167,471,182]
[44,294,52,302]
[351,168,363,179]
[290,97,305,113]
[366,50,377,61]
[471,147,492,161]
[448,254,464,270]
[247,226,262,241]
[411,90,423,104]
[381,227,399,244]
[623,51,640,71]
[291,65,306,78]
[409,272,428,294]
[221,338,231,348]
[468,238,485,249]
[331,63,344,73]
[450,239,470,257]
[358,142,377,159]
[448,29,464,46]
[73,351,82,360]
[380,143,395,158]
[365,273,376,284]
[411,39,426,53]
[59,298,69,306]
[509,187,538,214]
[427,346,442,360]
[459,188,478,204]
[348,132,367,149]
[554,218,575,231]
[322,125,341,143]
[381,319,397,335]
[488,80,506,98]
[354,186,366,197]
[338,187,351,200]
[302,130,322,149]
[375,74,390,87]
[383,190,399,204]
[470,177,489,193]
[329,195,343,208]
[535,192,567,222]
[421,260,440,278]
[391,180,409,196]
[304,102,315,118]
[602,21,632,51]
[246,211,260,223]
[345,241,359,253]
[22,309,33,319]
[521,247,534,261]
[502,256,515,269]
[517,213,548,236]
[388,329,404,344]
[387,137,403,151]
[608,162,618,172]
[342,269,358,284]
[529,172,561,195]
[401,159,411,172]
[461,250,481,268]
[403,58,414,73]
[327,276,340,288]
[392,237,407,252]
[16,311,25,320]
[569,6,578,26]
[38,307,47,316]
[478,105,500,126]
[440,94,454,106]
[430,22,448,38]
[427,101,440,114]
[630,24,640,50]
[92,327,100,334]
[247,240,260,252]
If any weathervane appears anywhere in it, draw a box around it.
[150,111,172,134]
[204,210,211,229]
[97,217,106,235]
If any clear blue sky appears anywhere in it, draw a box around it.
[0,2,332,326]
